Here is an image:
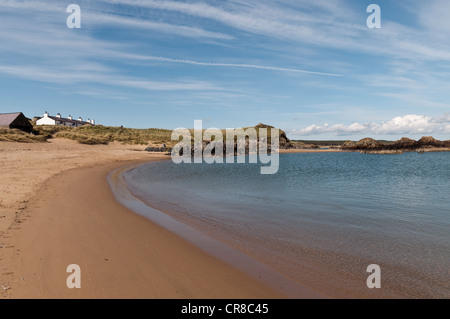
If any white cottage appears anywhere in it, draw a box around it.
[36,112,95,127]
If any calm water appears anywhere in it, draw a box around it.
[123,152,450,298]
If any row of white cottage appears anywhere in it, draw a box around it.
[36,112,95,127]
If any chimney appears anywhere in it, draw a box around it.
[78,117,83,122]
[91,119,95,125]
[68,115,72,120]
[56,113,61,118]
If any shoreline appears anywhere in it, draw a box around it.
[280,148,450,154]
[114,151,450,299]
[279,148,342,153]
[110,161,324,299]
[0,144,290,298]
[2,140,447,298]
[0,140,335,298]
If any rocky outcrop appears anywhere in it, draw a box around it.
[342,140,357,149]
[170,139,280,157]
[255,123,292,149]
[387,136,450,150]
[146,123,293,153]
[341,138,383,151]
[394,137,416,148]
[342,136,450,153]
[145,146,170,152]
[416,136,447,148]
[356,138,383,149]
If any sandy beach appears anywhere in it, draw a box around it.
[0,139,289,298]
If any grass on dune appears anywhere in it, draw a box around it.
[2,123,287,146]
[0,128,48,143]
[52,125,174,145]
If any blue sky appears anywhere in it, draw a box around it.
[1,0,449,140]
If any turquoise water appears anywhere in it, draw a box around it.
[123,152,450,298]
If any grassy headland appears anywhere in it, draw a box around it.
[2,122,449,154]
[1,123,290,148]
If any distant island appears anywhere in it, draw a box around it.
[340,137,450,154]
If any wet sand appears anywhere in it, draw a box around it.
[0,140,290,298]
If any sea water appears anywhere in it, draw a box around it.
[122,152,450,298]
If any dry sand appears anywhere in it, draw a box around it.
[0,139,156,234]
[0,139,287,298]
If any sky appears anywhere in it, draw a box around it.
[0,0,449,140]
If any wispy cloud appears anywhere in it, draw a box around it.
[2,0,450,130]
[417,0,450,36]
[0,0,63,11]
[86,12,233,40]
[0,0,341,98]
[0,0,229,94]
[0,64,221,91]
[118,53,342,76]
[103,0,358,48]
[103,0,450,62]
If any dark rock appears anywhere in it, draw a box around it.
[342,140,356,148]
[356,138,383,149]
[397,137,416,146]
[255,123,292,149]
[342,138,383,150]
[343,136,449,153]
[386,137,417,150]
[416,136,446,148]
[145,146,171,152]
